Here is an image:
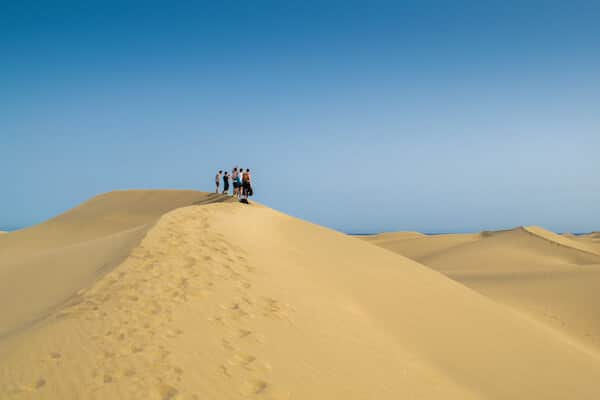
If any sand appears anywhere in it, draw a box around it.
[569,232,600,253]
[363,226,600,355]
[2,191,600,399]
[0,191,232,339]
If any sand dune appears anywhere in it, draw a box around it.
[357,231,424,240]
[362,232,481,261]
[2,192,600,399]
[522,226,600,257]
[364,227,600,354]
[568,232,600,253]
[0,190,232,338]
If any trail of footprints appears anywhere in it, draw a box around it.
[40,207,293,399]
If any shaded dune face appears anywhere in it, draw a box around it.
[0,190,233,338]
[1,192,600,399]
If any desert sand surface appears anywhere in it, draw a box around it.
[2,191,600,399]
[363,227,600,355]
[568,232,600,253]
[0,190,232,339]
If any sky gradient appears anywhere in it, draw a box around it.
[2,0,599,233]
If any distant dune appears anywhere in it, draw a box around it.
[569,231,600,253]
[522,226,600,257]
[2,192,600,399]
[363,226,600,355]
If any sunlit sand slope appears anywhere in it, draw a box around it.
[522,226,600,257]
[0,190,232,337]
[363,227,600,353]
[569,232,600,253]
[362,232,481,261]
[2,196,600,399]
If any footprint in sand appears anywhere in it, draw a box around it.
[240,379,268,395]
[237,328,253,338]
[231,353,257,370]
[157,383,179,400]
[221,338,237,351]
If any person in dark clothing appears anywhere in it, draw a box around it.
[222,171,230,194]
[242,168,252,199]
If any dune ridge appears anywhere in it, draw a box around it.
[2,191,600,399]
[520,226,600,257]
[568,232,600,253]
[0,190,233,338]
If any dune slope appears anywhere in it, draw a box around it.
[364,227,600,354]
[0,190,231,338]
[362,232,481,261]
[522,226,600,257]
[569,232,600,253]
[2,194,600,399]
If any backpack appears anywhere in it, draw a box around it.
[242,172,250,183]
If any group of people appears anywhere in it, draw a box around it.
[215,167,253,200]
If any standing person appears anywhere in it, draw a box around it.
[231,167,239,197]
[235,167,243,198]
[215,170,222,193]
[242,168,252,200]
[222,171,230,194]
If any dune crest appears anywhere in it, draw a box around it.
[2,192,600,399]
[0,190,233,338]
[521,226,600,257]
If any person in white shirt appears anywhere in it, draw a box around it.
[215,170,222,193]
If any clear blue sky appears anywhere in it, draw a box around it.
[2,0,599,233]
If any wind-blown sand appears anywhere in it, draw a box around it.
[2,191,600,399]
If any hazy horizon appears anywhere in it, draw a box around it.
[2,1,599,233]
